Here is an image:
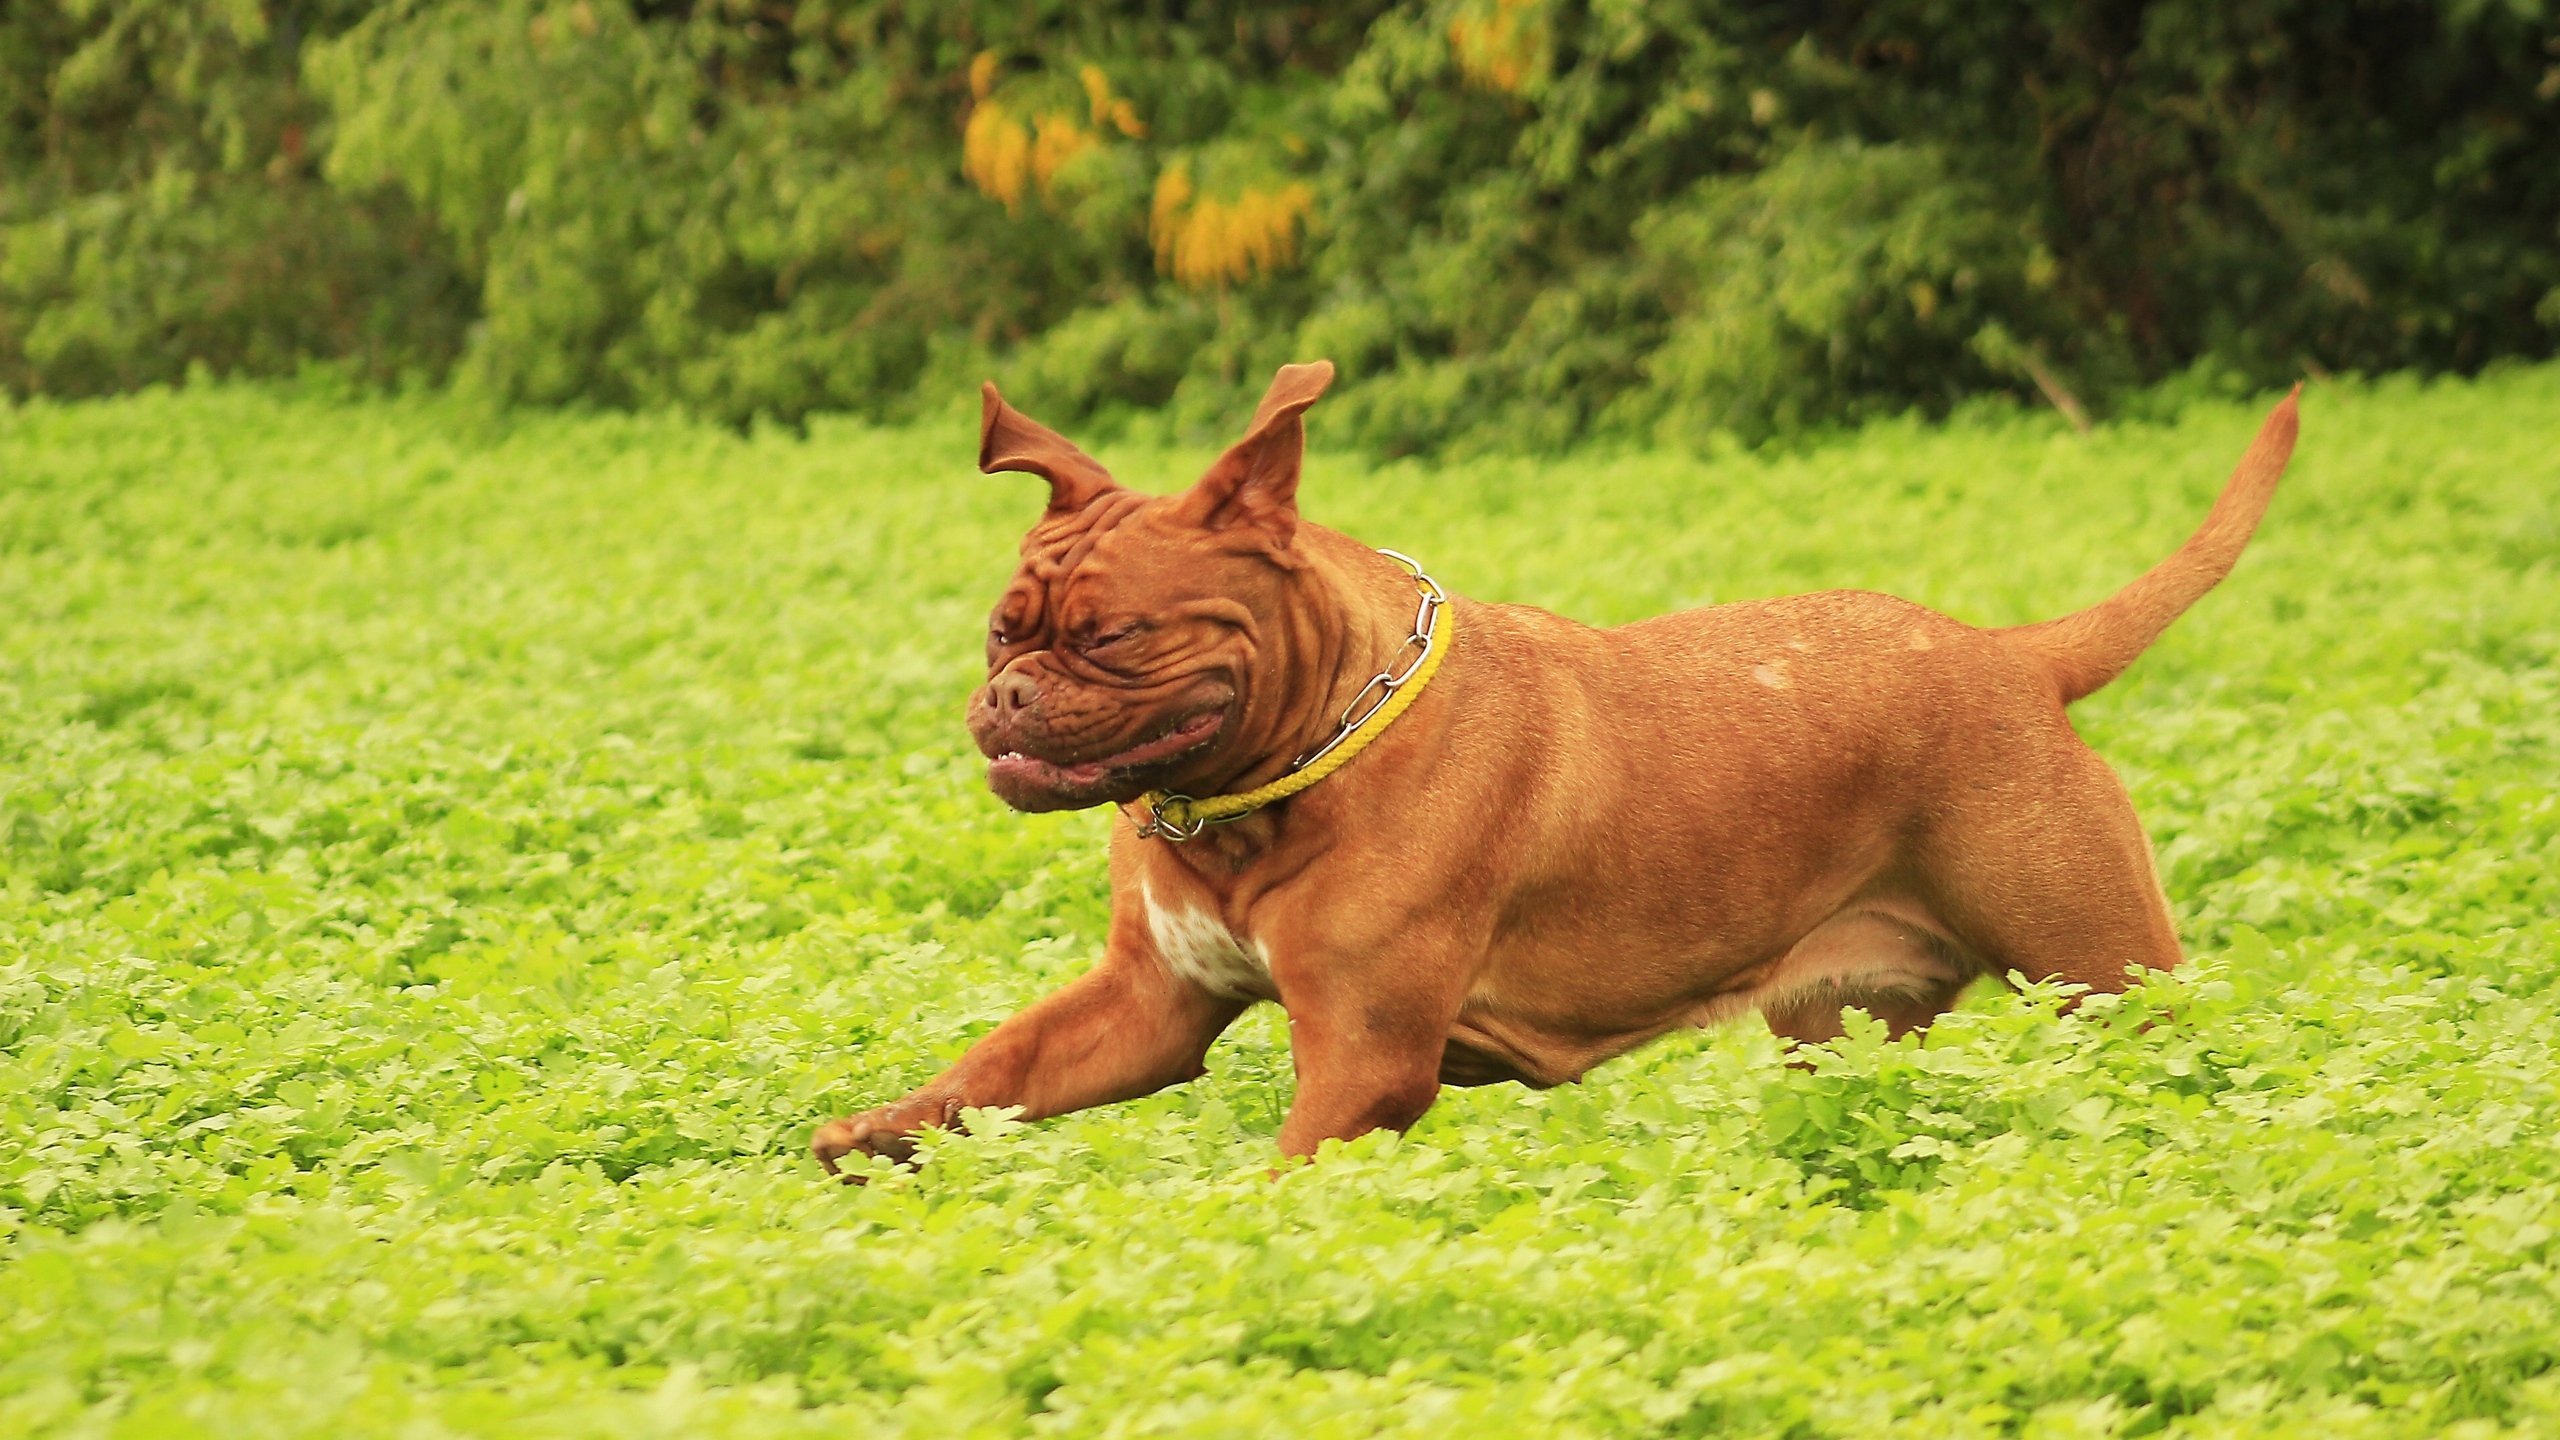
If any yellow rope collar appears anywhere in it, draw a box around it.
[1134,550,1450,842]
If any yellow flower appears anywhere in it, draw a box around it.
[964,57,1138,212]
[1150,162,1316,290]
[1081,65,1147,138]
[963,100,1032,213]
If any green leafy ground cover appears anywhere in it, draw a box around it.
[2,366,2557,1437]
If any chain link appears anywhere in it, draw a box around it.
[1292,550,1444,772]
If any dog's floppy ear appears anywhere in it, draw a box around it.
[980,383,1120,514]
[1178,361,1334,546]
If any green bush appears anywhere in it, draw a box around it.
[6,1,2558,444]
[0,0,469,396]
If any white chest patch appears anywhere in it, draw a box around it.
[1142,883,1273,1000]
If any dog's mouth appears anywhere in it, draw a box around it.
[988,707,1227,810]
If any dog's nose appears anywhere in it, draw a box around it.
[989,670,1040,716]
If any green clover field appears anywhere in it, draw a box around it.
[4,366,2557,1437]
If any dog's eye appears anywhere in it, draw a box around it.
[1083,622,1143,652]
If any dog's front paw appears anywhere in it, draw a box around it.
[810,1111,922,1183]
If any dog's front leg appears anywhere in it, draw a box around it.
[812,954,1245,1180]
[1272,956,1465,1160]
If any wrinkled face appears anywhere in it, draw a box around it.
[963,362,1332,813]
[969,499,1272,812]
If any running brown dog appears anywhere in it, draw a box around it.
[813,361,2300,1176]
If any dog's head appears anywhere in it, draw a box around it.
[967,361,1336,813]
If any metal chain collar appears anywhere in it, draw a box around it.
[1133,549,1448,842]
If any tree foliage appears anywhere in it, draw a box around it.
[5,0,2557,445]
[0,0,471,397]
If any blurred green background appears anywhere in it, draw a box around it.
[6,0,2557,451]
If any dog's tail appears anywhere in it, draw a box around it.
[1998,385,2301,705]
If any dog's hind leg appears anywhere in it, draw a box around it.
[1756,906,1974,1050]
[1763,983,1969,1048]
[1914,740,2183,1002]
